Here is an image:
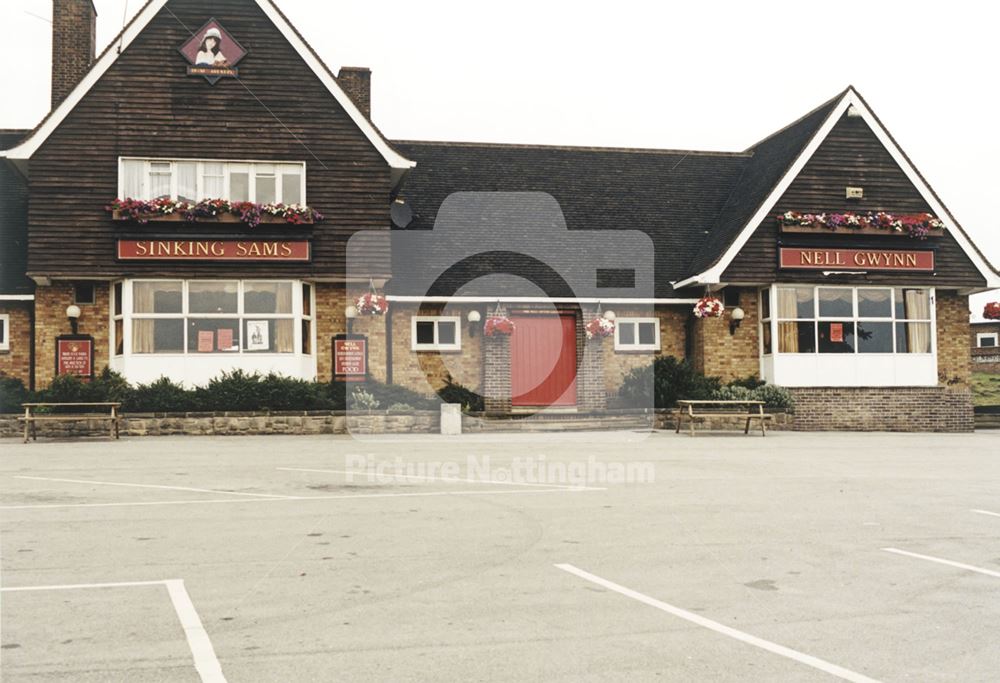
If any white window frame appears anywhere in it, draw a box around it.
[767,285,935,356]
[117,157,307,205]
[119,279,308,356]
[0,314,10,351]
[614,317,660,352]
[411,316,462,351]
[978,332,999,348]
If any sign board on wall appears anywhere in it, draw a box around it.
[117,240,311,262]
[334,335,368,382]
[56,335,94,380]
[779,247,935,272]
[179,19,248,84]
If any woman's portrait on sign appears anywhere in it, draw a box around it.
[195,27,229,67]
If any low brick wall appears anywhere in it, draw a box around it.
[972,349,1000,374]
[787,387,974,432]
[0,411,440,439]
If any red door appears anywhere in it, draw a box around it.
[511,314,577,407]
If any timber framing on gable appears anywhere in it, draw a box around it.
[675,87,1000,292]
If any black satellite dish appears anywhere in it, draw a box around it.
[390,199,413,228]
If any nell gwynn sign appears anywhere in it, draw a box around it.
[117,239,311,261]
[779,247,935,272]
[179,19,247,84]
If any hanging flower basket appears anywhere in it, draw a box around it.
[776,211,944,239]
[356,292,388,316]
[585,316,615,340]
[984,302,1000,320]
[693,296,724,319]
[484,316,516,336]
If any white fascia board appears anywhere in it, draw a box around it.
[3,0,415,175]
[385,296,698,304]
[681,89,1000,290]
[0,295,35,301]
[255,0,414,172]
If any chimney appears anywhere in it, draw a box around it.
[337,66,371,119]
[51,0,97,109]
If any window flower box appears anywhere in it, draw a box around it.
[108,198,323,229]
[777,211,944,239]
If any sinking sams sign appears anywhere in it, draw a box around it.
[179,19,248,84]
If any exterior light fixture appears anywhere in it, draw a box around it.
[345,305,358,333]
[729,306,745,335]
[467,309,482,337]
[66,304,82,335]
[602,310,616,322]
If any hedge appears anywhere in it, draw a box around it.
[0,369,483,414]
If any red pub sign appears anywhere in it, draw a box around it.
[117,239,310,261]
[334,335,368,382]
[56,336,94,379]
[779,247,935,272]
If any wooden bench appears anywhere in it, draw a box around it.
[19,403,122,443]
[675,399,771,436]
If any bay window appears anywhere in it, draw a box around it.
[124,280,307,355]
[119,158,306,205]
[760,285,936,387]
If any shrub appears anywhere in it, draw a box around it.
[325,380,437,411]
[728,374,766,390]
[618,356,721,409]
[126,377,198,413]
[386,402,414,414]
[436,379,484,412]
[711,382,793,410]
[350,386,380,412]
[0,374,29,413]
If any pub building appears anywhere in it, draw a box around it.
[1,0,997,432]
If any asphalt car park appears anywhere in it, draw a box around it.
[1,430,999,682]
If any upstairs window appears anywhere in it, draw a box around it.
[119,159,306,205]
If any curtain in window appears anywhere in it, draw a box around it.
[177,162,198,203]
[904,290,931,353]
[275,319,294,353]
[131,284,155,353]
[122,160,145,199]
[777,288,800,353]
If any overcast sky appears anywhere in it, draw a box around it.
[2,0,997,316]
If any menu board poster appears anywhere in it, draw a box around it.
[197,330,214,353]
[55,335,95,380]
[334,334,368,382]
[830,323,844,343]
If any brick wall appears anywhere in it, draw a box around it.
[971,348,1000,374]
[788,386,974,432]
[577,306,606,410]
[692,288,759,382]
[51,0,96,108]
[602,305,686,395]
[936,290,971,387]
[34,282,109,388]
[389,304,484,396]
[0,303,32,386]
[483,305,511,413]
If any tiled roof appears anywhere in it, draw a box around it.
[388,91,843,298]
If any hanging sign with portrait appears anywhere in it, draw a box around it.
[179,19,248,84]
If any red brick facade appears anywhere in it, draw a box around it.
[0,303,33,386]
[691,289,759,383]
[34,282,110,388]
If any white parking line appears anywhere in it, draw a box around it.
[971,509,1000,519]
[14,475,299,499]
[0,484,599,510]
[555,563,881,683]
[1,579,225,683]
[276,466,600,490]
[881,548,1000,579]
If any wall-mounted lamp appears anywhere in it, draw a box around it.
[602,310,616,322]
[345,305,358,334]
[729,306,745,335]
[467,309,482,337]
[66,304,81,335]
